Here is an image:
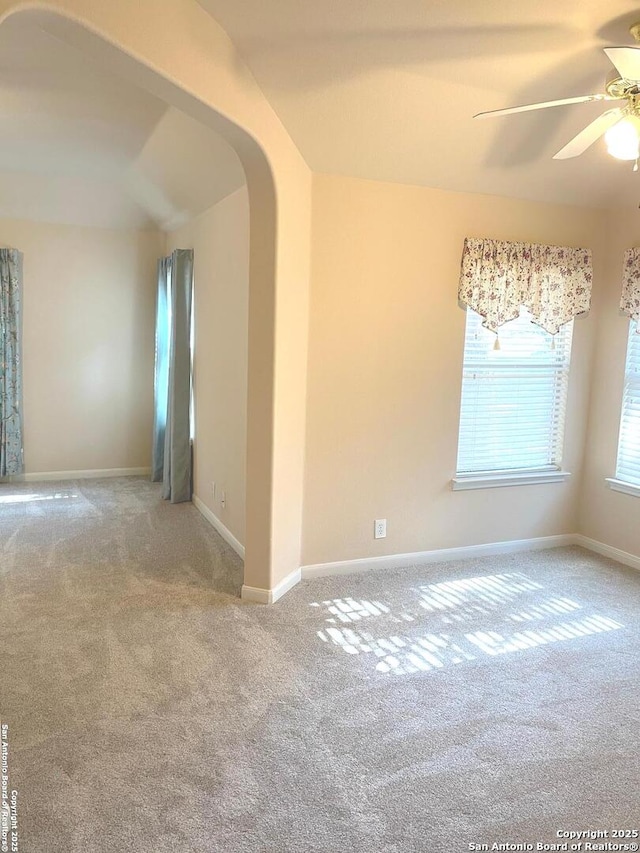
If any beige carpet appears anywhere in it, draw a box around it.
[1,477,639,852]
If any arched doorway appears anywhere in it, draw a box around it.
[0,1,311,601]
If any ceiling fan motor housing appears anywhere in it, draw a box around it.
[605,69,640,101]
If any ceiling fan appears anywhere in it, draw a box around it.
[474,22,640,164]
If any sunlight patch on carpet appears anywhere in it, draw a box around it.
[311,571,624,676]
[0,491,79,504]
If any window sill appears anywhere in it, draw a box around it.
[605,478,640,498]
[451,471,571,491]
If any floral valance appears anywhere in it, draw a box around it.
[458,237,592,335]
[621,248,640,330]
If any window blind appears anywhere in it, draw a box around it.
[615,321,640,486]
[456,308,573,475]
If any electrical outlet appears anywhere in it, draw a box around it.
[374,519,387,539]
[221,491,226,509]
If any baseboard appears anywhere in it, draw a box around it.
[2,467,151,483]
[573,534,640,572]
[193,495,302,603]
[300,534,576,580]
[193,494,245,560]
[241,568,302,604]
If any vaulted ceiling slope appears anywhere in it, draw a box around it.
[198,0,640,208]
[0,17,245,230]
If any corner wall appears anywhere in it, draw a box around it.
[303,174,606,567]
[0,217,163,475]
[166,187,249,546]
[578,210,640,555]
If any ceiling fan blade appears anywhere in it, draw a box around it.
[473,94,613,119]
[552,108,624,160]
[604,47,640,82]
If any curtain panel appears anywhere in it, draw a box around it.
[152,257,171,483]
[152,249,194,504]
[621,247,640,330]
[0,248,24,477]
[458,237,592,334]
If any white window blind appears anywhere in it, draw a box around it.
[456,308,573,475]
[615,321,640,486]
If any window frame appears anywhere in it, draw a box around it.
[452,307,574,491]
[606,319,640,498]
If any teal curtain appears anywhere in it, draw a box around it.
[0,248,23,477]
[152,249,193,503]
[151,257,171,483]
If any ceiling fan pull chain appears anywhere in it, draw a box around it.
[493,333,501,351]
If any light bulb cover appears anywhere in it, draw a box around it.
[605,115,640,160]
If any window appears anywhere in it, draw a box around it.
[610,321,640,493]
[453,307,573,488]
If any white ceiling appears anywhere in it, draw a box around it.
[0,18,245,229]
[5,2,640,222]
[197,0,640,208]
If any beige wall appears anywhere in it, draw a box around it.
[303,174,606,566]
[578,210,640,554]
[167,187,249,545]
[0,217,163,474]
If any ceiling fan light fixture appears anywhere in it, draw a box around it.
[605,115,640,160]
